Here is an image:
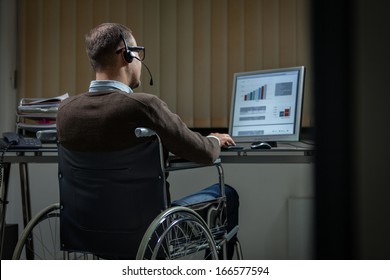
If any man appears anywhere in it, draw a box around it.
[57,23,239,259]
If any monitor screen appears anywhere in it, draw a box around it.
[229,66,305,146]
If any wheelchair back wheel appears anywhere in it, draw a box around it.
[137,206,219,260]
[12,203,97,260]
[13,203,61,259]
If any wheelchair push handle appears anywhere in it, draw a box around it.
[135,127,156,138]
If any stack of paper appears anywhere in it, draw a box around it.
[16,93,69,133]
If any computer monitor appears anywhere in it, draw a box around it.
[229,66,305,147]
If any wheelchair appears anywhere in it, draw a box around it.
[12,128,242,260]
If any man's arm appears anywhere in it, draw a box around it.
[139,94,234,164]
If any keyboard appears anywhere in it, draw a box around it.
[221,145,244,151]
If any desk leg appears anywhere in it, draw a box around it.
[19,162,34,259]
[19,163,32,229]
[0,163,10,259]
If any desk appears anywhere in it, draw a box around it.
[220,146,314,164]
[1,143,314,259]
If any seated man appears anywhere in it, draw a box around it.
[56,23,239,259]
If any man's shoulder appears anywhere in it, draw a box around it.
[124,92,160,101]
[59,93,84,108]
[59,91,165,112]
[121,92,165,107]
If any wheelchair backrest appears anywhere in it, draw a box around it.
[58,138,166,259]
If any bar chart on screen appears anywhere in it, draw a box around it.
[243,85,267,101]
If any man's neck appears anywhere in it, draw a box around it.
[96,72,122,81]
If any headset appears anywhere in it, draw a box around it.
[118,30,154,85]
[119,31,135,63]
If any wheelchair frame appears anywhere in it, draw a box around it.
[12,128,242,260]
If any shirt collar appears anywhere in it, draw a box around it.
[89,80,133,93]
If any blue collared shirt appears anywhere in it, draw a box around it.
[89,80,133,93]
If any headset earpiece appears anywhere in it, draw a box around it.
[119,31,134,64]
[123,48,133,64]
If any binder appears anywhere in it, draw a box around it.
[16,93,69,134]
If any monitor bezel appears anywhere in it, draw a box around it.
[228,66,305,144]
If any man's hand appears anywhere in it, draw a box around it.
[209,133,236,147]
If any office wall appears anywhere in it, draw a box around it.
[18,0,313,128]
